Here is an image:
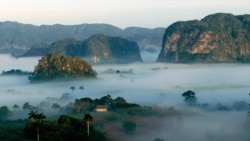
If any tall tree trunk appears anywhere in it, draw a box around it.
[87,121,90,136]
[37,128,40,141]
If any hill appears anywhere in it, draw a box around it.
[157,13,250,63]
[0,22,164,56]
[29,52,97,82]
[24,34,143,64]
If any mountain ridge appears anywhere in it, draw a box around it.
[157,13,250,63]
[0,21,164,56]
[23,34,143,64]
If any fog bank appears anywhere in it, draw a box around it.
[1,55,250,141]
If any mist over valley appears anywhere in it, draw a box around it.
[1,54,250,141]
[0,12,250,141]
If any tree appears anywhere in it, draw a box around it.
[27,111,46,141]
[13,104,19,111]
[154,138,165,141]
[114,96,126,108]
[99,94,112,105]
[83,114,93,136]
[36,113,46,123]
[29,52,97,82]
[79,86,85,91]
[55,115,105,141]
[114,96,126,104]
[23,102,32,111]
[28,111,38,119]
[51,103,61,113]
[74,99,91,113]
[70,86,75,92]
[181,90,197,106]
[28,110,46,123]
[0,106,10,121]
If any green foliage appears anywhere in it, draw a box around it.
[237,55,250,63]
[29,52,97,82]
[79,34,142,64]
[28,111,46,121]
[0,129,25,141]
[24,34,142,64]
[1,69,31,75]
[0,106,10,121]
[178,52,210,63]
[93,94,140,110]
[25,111,47,140]
[22,102,31,111]
[53,115,104,141]
[94,94,113,105]
[154,138,165,141]
[51,103,61,110]
[25,115,105,141]
[182,90,197,106]
[57,115,86,140]
[13,104,19,109]
[71,95,140,114]
[83,114,93,122]
[0,94,183,140]
[74,98,93,113]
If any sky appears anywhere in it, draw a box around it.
[0,0,249,28]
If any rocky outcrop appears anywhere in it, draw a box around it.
[82,34,142,64]
[24,34,143,64]
[22,43,50,57]
[29,52,97,82]
[157,13,250,63]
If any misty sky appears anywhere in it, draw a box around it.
[0,0,249,28]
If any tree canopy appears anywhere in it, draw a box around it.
[181,90,197,106]
[29,52,97,82]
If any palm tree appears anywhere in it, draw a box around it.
[28,111,38,122]
[13,104,19,111]
[70,86,75,92]
[23,102,31,111]
[79,86,84,91]
[28,111,46,141]
[182,90,197,106]
[83,113,93,136]
[51,103,61,113]
[36,113,46,123]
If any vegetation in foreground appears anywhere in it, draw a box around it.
[0,94,182,141]
[0,90,250,141]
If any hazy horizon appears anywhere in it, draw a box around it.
[0,0,249,28]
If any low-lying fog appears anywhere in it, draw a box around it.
[1,54,249,107]
[1,54,250,141]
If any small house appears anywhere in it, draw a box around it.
[95,105,108,112]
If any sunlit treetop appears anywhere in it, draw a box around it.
[29,52,97,82]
